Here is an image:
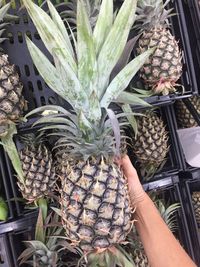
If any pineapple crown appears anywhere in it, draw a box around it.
[46,0,102,29]
[0,1,18,44]
[20,132,46,148]
[23,0,153,160]
[136,0,174,30]
[18,209,69,267]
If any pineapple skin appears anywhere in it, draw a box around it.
[18,144,56,202]
[60,158,132,252]
[175,96,200,128]
[192,192,200,226]
[0,53,25,135]
[137,26,182,95]
[132,248,150,267]
[133,112,169,174]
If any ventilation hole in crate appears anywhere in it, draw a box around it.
[24,65,30,77]
[40,96,46,106]
[34,32,40,40]
[15,65,21,77]
[7,32,14,44]
[48,96,56,104]
[32,98,37,109]
[33,65,39,76]
[37,80,43,91]
[17,32,23,43]
[26,31,32,41]
[23,14,29,24]
[27,81,34,92]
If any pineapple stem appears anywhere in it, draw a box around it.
[1,123,25,184]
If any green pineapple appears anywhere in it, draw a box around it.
[192,192,200,226]
[23,0,153,265]
[17,134,56,203]
[175,96,200,128]
[18,209,69,267]
[0,1,25,137]
[136,0,182,95]
[133,110,169,179]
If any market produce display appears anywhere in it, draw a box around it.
[0,0,200,266]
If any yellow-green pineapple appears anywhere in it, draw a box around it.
[23,0,153,265]
[192,192,200,226]
[17,134,56,203]
[133,110,169,178]
[175,96,200,128]
[0,1,25,137]
[136,0,182,95]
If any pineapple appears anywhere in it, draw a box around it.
[136,0,182,95]
[18,209,68,267]
[17,134,56,203]
[175,96,200,128]
[192,192,200,226]
[126,196,180,267]
[23,0,154,265]
[0,2,25,137]
[133,110,169,179]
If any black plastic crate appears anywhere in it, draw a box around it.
[128,104,184,182]
[183,0,200,95]
[0,211,37,267]
[168,101,200,172]
[143,176,195,263]
[0,0,197,118]
[0,147,16,223]
[180,170,200,266]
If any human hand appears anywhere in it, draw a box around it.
[120,155,146,206]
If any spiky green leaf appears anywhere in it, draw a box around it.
[1,124,24,184]
[98,0,137,98]
[122,104,138,136]
[25,37,65,99]
[47,0,74,57]
[93,0,113,54]
[23,0,76,72]
[101,48,155,108]
[116,91,151,106]
[77,0,98,97]
[35,208,45,243]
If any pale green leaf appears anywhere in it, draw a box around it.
[101,48,155,108]
[35,208,45,243]
[88,91,101,123]
[98,0,137,99]
[54,55,89,113]
[47,0,74,57]
[26,37,65,100]
[0,3,10,21]
[25,105,73,118]
[25,241,48,252]
[38,198,48,222]
[51,207,62,217]
[116,91,151,106]
[93,0,113,54]
[78,111,93,136]
[23,0,77,73]
[1,124,24,184]
[77,0,98,96]
[122,104,138,136]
